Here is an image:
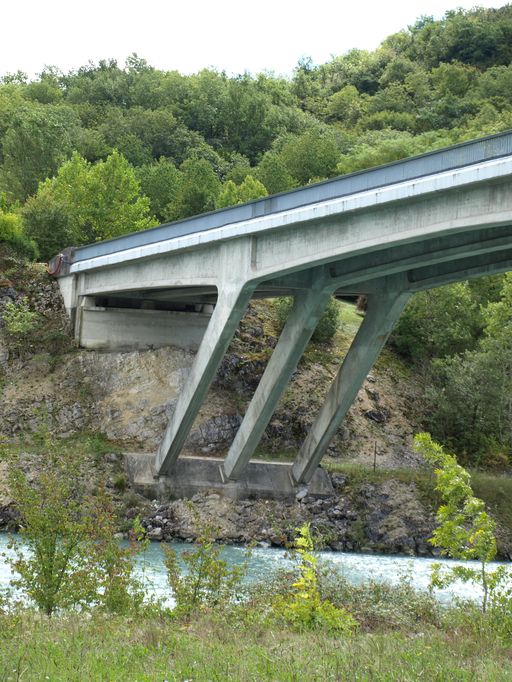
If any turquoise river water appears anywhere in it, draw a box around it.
[0,533,509,607]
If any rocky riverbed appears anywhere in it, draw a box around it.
[138,475,437,556]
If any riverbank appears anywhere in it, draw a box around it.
[1,441,511,560]
[0,602,510,680]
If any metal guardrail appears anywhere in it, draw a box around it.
[70,130,512,264]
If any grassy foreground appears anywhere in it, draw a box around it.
[1,610,511,681]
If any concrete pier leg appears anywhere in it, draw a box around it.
[222,285,332,480]
[291,290,411,485]
[155,284,254,476]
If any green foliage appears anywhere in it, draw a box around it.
[422,275,512,462]
[84,485,145,614]
[166,157,220,220]
[7,451,97,616]
[272,524,357,633]
[318,566,440,631]
[275,295,341,343]
[276,127,344,184]
[391,282,482,361]
[22,189,72,261]
[164,512,247,616]
[414,433,511,615]
[6,447,144,617]
[254,151,296,194]
[1,103,81,201]
[23,151,155,257]
[1,297,39,336]
[135,157,181,222]
[0,210,38,259]
[215,174,267,208]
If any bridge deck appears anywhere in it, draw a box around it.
[53,129,512,274]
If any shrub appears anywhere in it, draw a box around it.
[272,524,357,634]
[414,433,512,616]
[0,210,38,260]
[1,298,39,336]
[274,296,341,343]
[84,484,146,614]
[7,448,144,616]
[318,567,440,631]
[7,451,97,616]
[164,511,247,616]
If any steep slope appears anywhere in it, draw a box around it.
[0,251,423,469]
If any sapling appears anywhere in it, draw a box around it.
[415,432,511,613]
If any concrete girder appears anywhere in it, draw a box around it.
[291,289,411,485]
[69,180,512,302]
[326,225,512,290]
[221,271,333,481]
[407,249,512,292]
[249,180,512,282]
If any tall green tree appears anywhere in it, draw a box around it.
[390,282,482,361]
[166,157,220,220]
[135,158,182,222]
[23,151,155,257]
[425,275,512,462]
[1,103,81,201]
[216,175,267,209]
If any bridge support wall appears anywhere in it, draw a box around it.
[77,305,210,351]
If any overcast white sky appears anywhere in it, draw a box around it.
[1,1,510,79]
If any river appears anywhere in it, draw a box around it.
[0,534,509,607]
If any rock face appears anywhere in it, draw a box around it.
[0,291,425,470]
[140,477,438,556]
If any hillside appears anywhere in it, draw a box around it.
[0,246,423,468]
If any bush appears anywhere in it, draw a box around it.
[164,511,248,616]
[7,447,144,616]
[0,210,38,260]
[1,298,39,336]
[390,283,482,361]
[318,568,440,631]
[274,296,341,343]
[415,433,512,616]
[22,190,72,262]
[272,524,358,634]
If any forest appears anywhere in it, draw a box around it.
[1,5,512,469]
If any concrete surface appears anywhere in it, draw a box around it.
[125,452,334,501]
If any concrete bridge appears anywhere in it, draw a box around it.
[50,131,512,497]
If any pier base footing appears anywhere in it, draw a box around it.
[125,453,333,501]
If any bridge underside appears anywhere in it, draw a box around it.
[54,149,512,497]
[69,221,512,494]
